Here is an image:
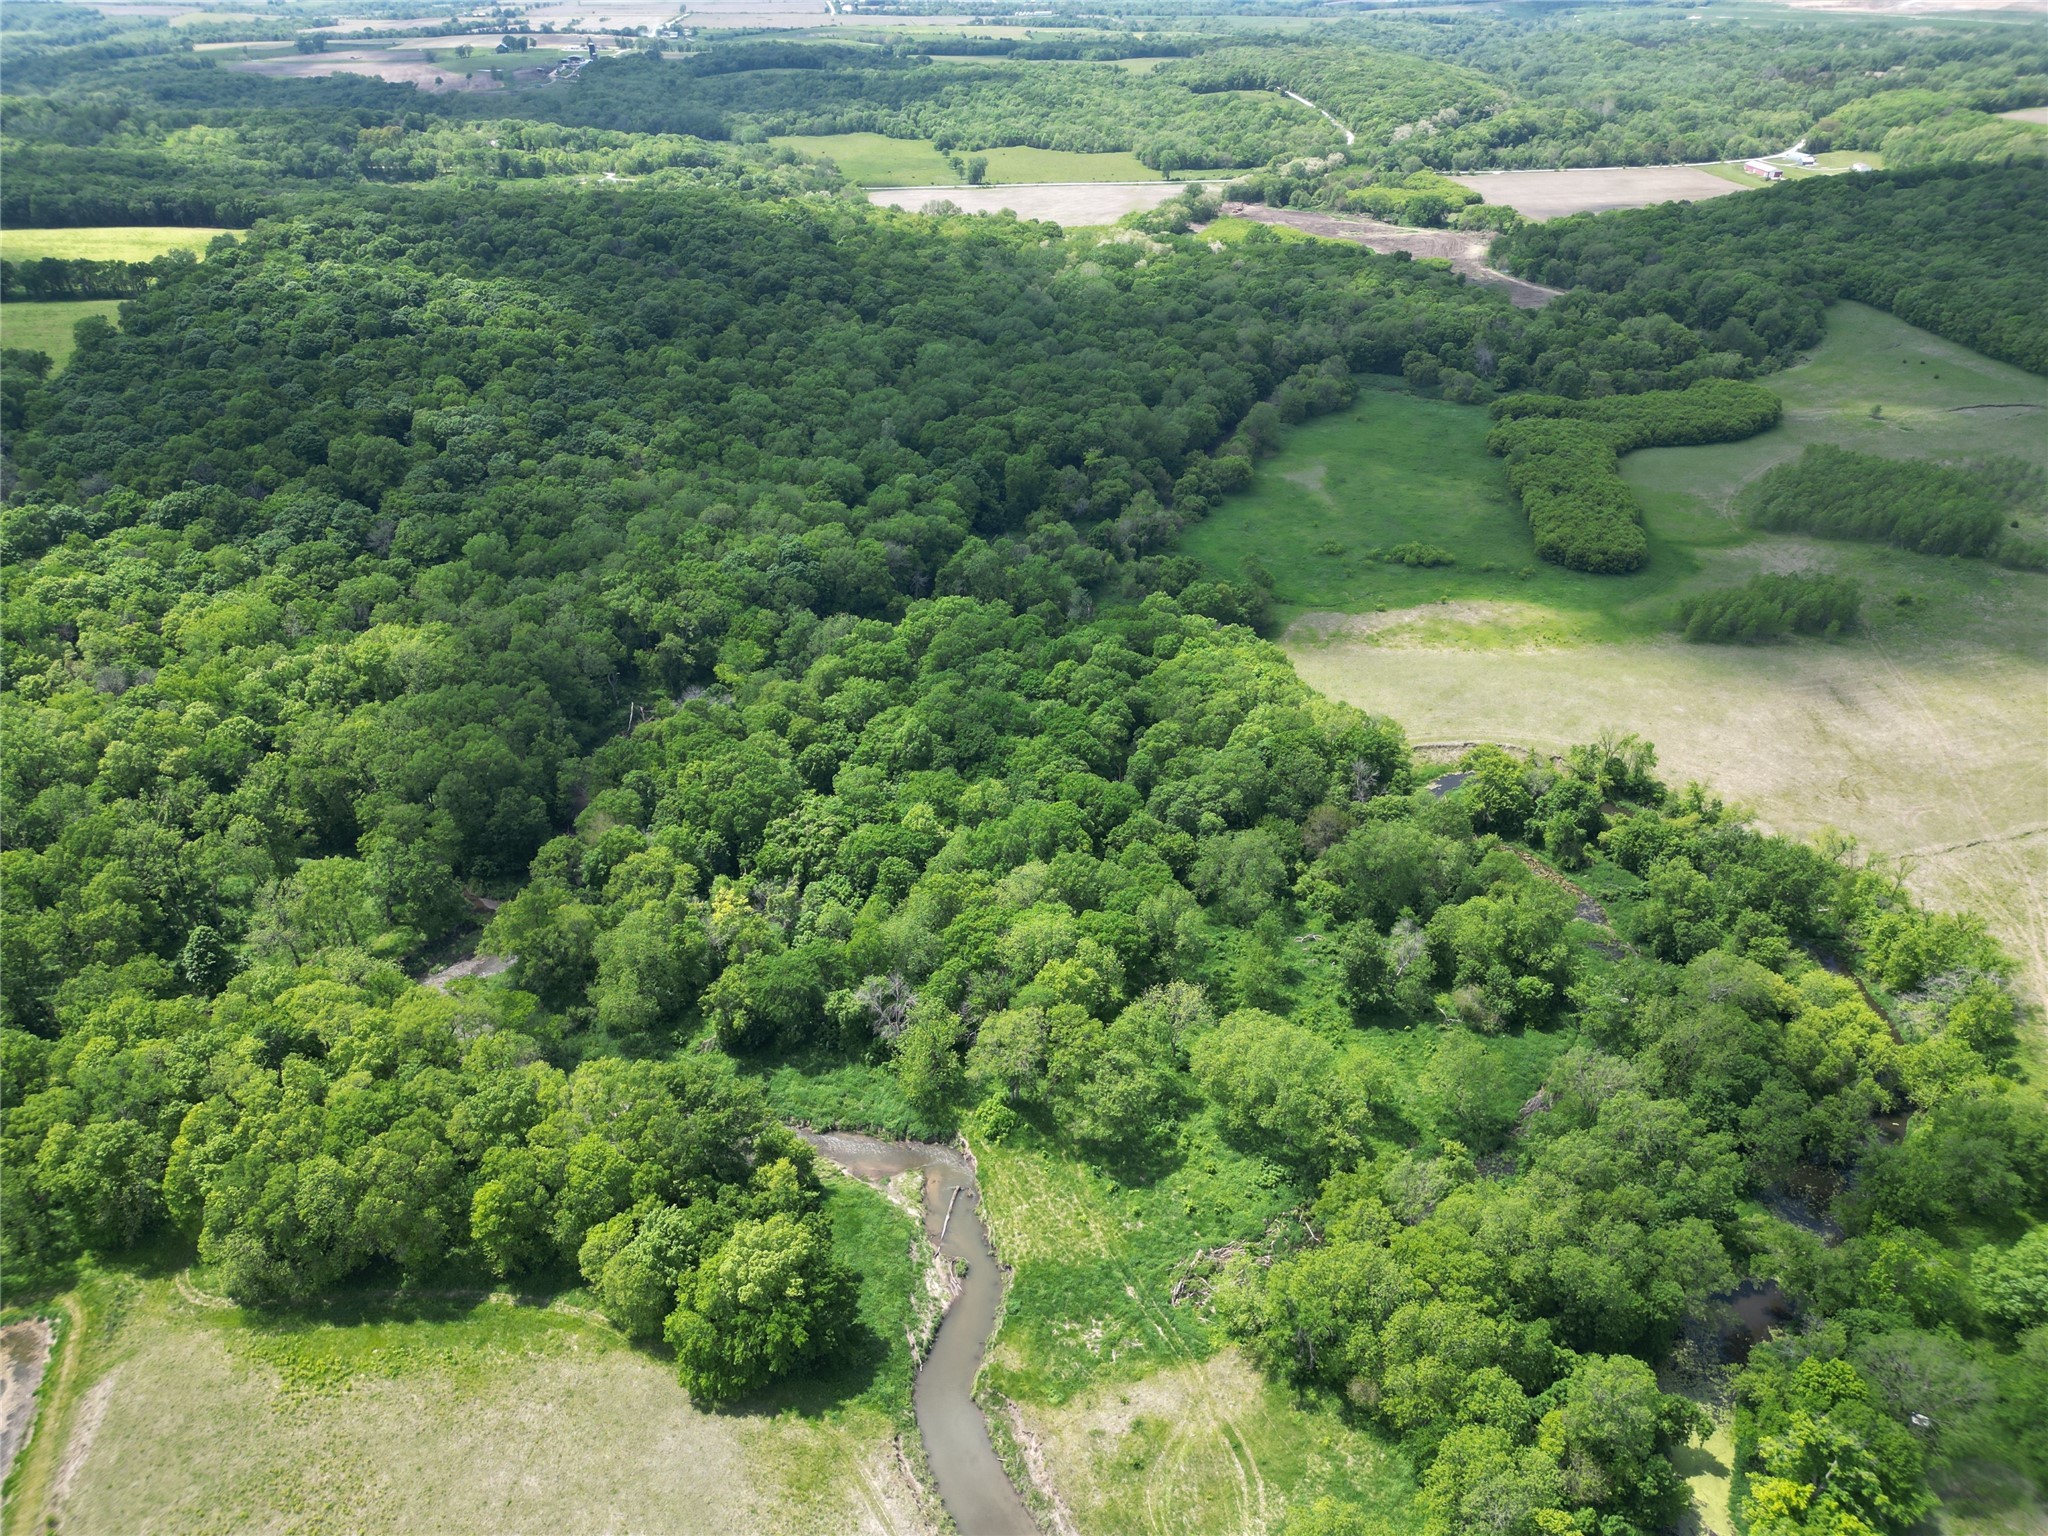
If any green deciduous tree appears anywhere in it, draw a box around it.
[665,1212,857,1404]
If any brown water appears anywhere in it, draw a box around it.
[800,1131,1037,1536]
[0,1318,54,1483]
[1717,1279,1794,1364]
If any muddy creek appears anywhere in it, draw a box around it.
[799,1130,1036,1536]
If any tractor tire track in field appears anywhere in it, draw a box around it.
[1862,630,2048,995]
[1052,1173,1267,1534]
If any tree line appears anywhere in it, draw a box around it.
[1486,381,1783,573]
[1742,445,2048,569]
[1814,89,2048,171]
[1675,572,1864,644]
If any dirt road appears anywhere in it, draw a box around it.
[1283,90,1354,145]
[1213,202,1562,307]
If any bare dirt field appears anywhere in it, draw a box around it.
[573,0,852,26]
[488,1,675,25]
[1451,166,1742,221]
[1287,624,2048,1009]
[1214,202,1562,307]
[312,13,506,31]
[867,181,1219,225]
[2001,106,2048,125]
[229,49,543,90]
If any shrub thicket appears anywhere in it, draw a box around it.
[1676,572,1863,643]
[1742,445,2047,567]
[1488,381,1783,573]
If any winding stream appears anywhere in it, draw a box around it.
[800,1131,1037,1536]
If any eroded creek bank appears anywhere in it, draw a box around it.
[799,1130,1037,1536]
[0,1318,55,1482]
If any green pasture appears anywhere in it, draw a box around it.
[0,225,239,262]
[1184,302,2048,642]
[770,132,1159,185]
[0,300,122,369]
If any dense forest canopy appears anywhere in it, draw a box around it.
[3,5,2047,1533]
[1493,165,2048,376]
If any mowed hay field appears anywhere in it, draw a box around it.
[2,230,240,368]
[772,133,1156,186]
[12,1180,939,1536]
[0,226,238,261]
[0,300,122,369]
[1186,304,2048,1010]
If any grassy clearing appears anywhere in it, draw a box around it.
[977,1121,1289,1404]
[0,300,122,369]
[1186,303,2046,641]
[1192,304,2048,1011]
[0,226,239,262]
[1702,157,1871,187]
[1008,1351,1418,1535]
[16,1179,934,1536]
[975,1120,1423,1533]
[1673,1414,1736,1533]
[963,1013,1563,1534]
[967,1017,1566,1532]
[1624,300,2048,506]
[771,132,1158,185]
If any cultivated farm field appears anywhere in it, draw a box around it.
[1450,165,1742,220]
[867,180,1213,223]
[229,45,577,90]
[1187,304,2048,1012]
